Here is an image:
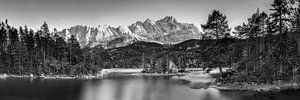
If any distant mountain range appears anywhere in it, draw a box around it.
[58,16,202,48]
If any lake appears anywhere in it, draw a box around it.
[0,73,300,100]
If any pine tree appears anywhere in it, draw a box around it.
[0,23,7,72]
[67,35,81,65]
[0,25,7,48]
[54,33,67,61]
[289,0,300,32]
[26,30,35,52]
[201,10,231,39]
[270,0,293,76]
[40,22,50,69]
[9,28,19,45]
[270,0,291,34]
[25,29,35,73]
[41,22,50,37]
[247,9,268,37]
[234,9,268,38]
[201,10,231,79]
[34,30,43,74]
[233,23,248,39]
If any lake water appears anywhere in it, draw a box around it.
[0,73,300,100]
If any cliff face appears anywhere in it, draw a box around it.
[59,16,201,48]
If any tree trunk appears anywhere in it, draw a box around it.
[216,25,223,79]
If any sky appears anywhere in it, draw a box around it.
[0,0,273,31]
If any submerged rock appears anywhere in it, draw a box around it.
[189,81,212,89]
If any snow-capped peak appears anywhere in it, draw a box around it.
[118,26,132,34]
[144,18,155,25]
[97,24,109,31]
[59,16,201,49]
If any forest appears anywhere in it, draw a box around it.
[1,0,300,84]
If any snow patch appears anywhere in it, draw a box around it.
[65,29,71,41]
[118,26,132,34]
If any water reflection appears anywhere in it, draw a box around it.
[0,78,82,100]
[1,75,300,100]
[80,76,230,100]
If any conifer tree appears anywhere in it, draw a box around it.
[270,0,291,34]
[67,35,81,65]
[201,10,231,79]
[201,10,231,39]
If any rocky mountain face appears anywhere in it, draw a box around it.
[58,16,201,48]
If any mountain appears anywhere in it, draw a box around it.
[58,16,201,48]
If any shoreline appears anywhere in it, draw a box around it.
[0,72,186,80]
[0,74,103,80]
[211,82,300,93]
[132,73,187,76]
[172,73,300,92]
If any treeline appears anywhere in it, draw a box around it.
[0,21,102,75]
[1,0,300,82]
[199,0,300,83]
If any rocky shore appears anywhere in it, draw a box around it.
[171,72,300,92]
[211,82,300,92]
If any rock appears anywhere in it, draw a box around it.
[0,74,8,78]
[256,88,264,92]
[293,83,298,87]
[39,73,45,78]
[189,81,210,89]
[29,74,34,78]
[216,82,222,86]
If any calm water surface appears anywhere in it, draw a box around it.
[0,74,300,100]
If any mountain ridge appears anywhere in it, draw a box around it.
[58,16,202,49]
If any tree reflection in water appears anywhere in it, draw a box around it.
[80,76,231,100]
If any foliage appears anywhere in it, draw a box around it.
[201,10,231,39]
[0,0,300,83]
[0,21,101,75]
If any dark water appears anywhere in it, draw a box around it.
[0,74,300,100]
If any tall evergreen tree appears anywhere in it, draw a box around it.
[40,22,51,68]
[67,35,81,65]
[247,9,268,37]
[201,10,231,39]
[289,0,300,32]
[233,23,248,39]
[270,0,291,34]
[234,9,268,38]
[0,25,6,48]
[201,10,231,79]
[0,23,7,72]
[41,22,50,37]
[9,28,19,45]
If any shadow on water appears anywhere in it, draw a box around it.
[218,87,300,100]
[1,74,300,100]
[189,81,211,89]
[0,78,82,100]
